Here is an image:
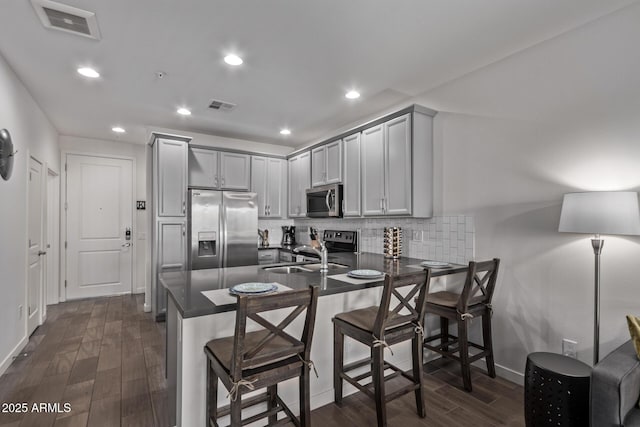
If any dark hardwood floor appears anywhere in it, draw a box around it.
[0,295,524,427]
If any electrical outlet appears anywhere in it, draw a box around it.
[412,230,423,241]
[18,305,23,319]
[562,339,578,358]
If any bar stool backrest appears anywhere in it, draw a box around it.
[457,258,500,314]
[373,271,432,338]
[230,287,319,381]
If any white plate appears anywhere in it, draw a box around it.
[230,282,277,294]
[420,261,452,269]
[347,269,384,279]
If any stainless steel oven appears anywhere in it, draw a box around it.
[306,184,342,218]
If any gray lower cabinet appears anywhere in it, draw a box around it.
[154,219,187,319]
[342,133,361,216]
[251,156,286,218]
[258,248,279,265]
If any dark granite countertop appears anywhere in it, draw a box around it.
[160,252,468,318]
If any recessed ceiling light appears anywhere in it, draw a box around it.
[224,54,243,66]
[111,126,125,133]
[77,67,100,78]
[177,107,192,116]
[280,129,291,135]
[345,90,360,99]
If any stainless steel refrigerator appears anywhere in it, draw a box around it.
[188,189,258,269]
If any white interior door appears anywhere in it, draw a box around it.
[27,156,44,335]
[46,169,60,306]
[66,154,133,299]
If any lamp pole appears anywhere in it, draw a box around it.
[591,235,603,364]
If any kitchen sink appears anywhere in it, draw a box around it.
[302,262,350,271]
[263,265,312,274]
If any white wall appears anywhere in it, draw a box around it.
[414,2,640,377]
[59,136,149,297]
[0,53,59,375]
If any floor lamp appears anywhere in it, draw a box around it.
[559,191,640,364]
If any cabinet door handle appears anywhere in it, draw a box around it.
[380,198,383,211]
[221,177,225,186]
[182,200,186,214]
[214,175,218,187]
[267,205,270,216]
[342,199,345,213]
[182,224,186,236]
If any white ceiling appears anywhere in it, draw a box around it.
[0,0,636,147]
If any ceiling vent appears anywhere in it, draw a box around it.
[208,99,237,112]
[31,0,101,40]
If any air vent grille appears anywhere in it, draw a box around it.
[43,7,90,35]
[31,0,101,40]
[208,99,236,112]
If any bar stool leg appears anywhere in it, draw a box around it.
[300,368,311,427]
[230,393,242,426]
[206,360,218,426]
[372,346,387,427]
[482,311,496,378]
[267,384,277,425]
[411,335,426,417]
[333,323,344,406]
[458,319,472,392]
[440,317,449,351]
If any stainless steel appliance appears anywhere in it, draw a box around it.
[188,189,258,269]
[294,229,357,261]
[306,184,342,218]
[281,226,296,245]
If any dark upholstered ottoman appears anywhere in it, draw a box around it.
[524,352,591,426]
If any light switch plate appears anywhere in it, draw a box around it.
[562,339,578,358]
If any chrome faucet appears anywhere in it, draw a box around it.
[294,241,329,273]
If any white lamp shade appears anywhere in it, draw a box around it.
[559,191,640,235]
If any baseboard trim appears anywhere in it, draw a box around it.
[0,335,28,376]
[471,358,524,386]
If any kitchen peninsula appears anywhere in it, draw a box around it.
[160,251,467,427]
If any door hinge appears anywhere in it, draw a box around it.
[64,202,68,210]
[64,280,67,288]
[64,241,67,249]
[65,163,67,172]
[28,306,32,315]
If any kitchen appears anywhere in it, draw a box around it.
[2,1,640,426]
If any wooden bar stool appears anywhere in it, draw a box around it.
[332,270,432,427]
[423,258,500,392]
[204,286,319,427]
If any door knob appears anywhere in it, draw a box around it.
[122,242,132,247]
[38,251,47,256]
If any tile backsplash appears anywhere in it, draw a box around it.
[295,216,475,265]
[258,216,475,264]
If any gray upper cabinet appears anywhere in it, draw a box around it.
[219,152,250,190]
[288,151,310,217]
[384,114,412,215]
[188,147,218,188]
[311,140,342,187]
[342,133,361,217]
[362,113,413,216]
[188,147,250,190]
[251,156,286,218]
[156,138,188,217]
[361,125,385,216]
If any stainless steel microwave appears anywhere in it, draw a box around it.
[306,184,343,218]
